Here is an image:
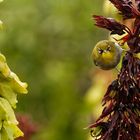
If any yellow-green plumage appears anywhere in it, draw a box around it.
[92,40,123,70]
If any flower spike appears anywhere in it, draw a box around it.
[90,0,140,139]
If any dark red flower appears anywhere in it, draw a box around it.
[90,0,140,139]
[16,114,38,140]
[93,15,126,35]
[109,0,140,19]
[136,0,140,11]
[89,52,140,140]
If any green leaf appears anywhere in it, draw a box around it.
[0,83,17,108]
[0,53,28,95]
[3,122,23,139]
[0,98,17,124]
[0,98,23,139]
[1,127,9,140]
[0,53,28,108]
[9,72,28,94]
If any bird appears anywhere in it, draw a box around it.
[92,40,123,70]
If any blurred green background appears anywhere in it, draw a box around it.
[0,0,107,140]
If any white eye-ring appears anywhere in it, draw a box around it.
[97,48,103,54]
[98,49,103,54]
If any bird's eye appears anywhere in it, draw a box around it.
[106,46,111,51]
[98,49,103,54]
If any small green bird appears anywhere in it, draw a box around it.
[92,40,123,70]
